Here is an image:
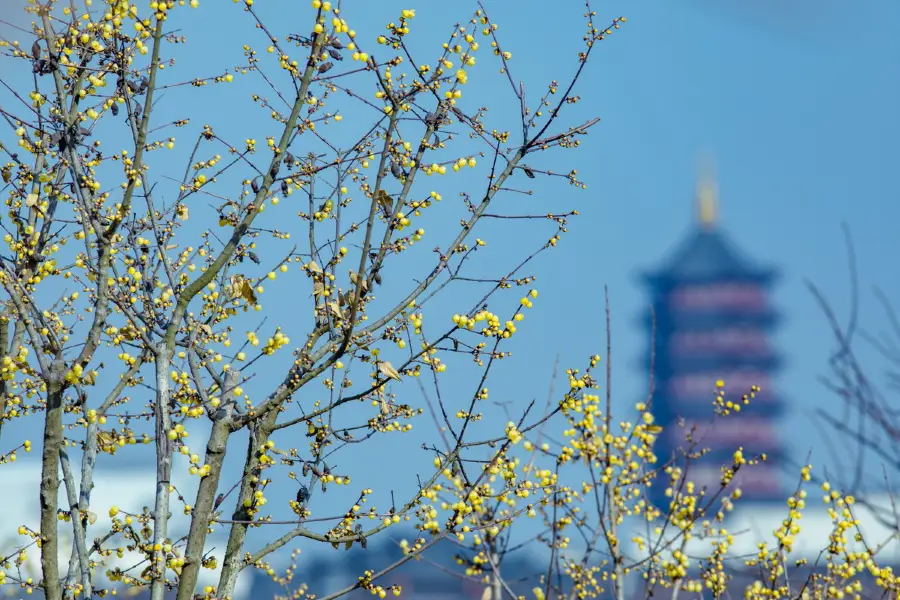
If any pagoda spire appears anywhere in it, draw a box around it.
[696,157,718,229]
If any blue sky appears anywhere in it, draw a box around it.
[2,0,899,574]
[552,0,900,483]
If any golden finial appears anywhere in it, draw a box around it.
[696,156,718,228]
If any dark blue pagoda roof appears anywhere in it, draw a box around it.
[642,226,777,285]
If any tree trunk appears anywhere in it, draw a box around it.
[175,417,231,600]
[216,410,277,598]
[150,345,174,600]
[0,314,9,443]
[39,359,66,600]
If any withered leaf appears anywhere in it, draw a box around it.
[312,281,326,297]
[229,275,258,305]
[327,48,343,61]
[110,103,119,116]
[281,180,290,196]
[250,177,261,194]
[377,361,402,382]
[317,61,334,74]
[375,189,393,218]
[327,301,343,320]
[242,281,258,305]
[96,430,116,450]
[31,41,40,60]
[345,540,353,551]
[1,168,11,184]
[241,281,258,305]
[523,166,536,179]
[307,260,322,274]
[348,270,368,293]
[247,251,260,264]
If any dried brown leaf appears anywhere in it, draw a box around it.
[375,189,393,218]
[327,301,343,320]
[240,281,258,305]
[349,270,368,293]
[377,361,402,382]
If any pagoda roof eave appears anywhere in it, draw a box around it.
[639,270,778,287]
[638,227,779,285]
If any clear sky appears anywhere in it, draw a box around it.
[1,0,899,576]
[541,0,900,486]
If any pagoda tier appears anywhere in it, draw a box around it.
[637,310,782,329]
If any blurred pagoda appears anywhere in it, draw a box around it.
[639,165,784,509]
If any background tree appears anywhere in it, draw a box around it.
[808,228,900,534]
[0,1,626,599]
